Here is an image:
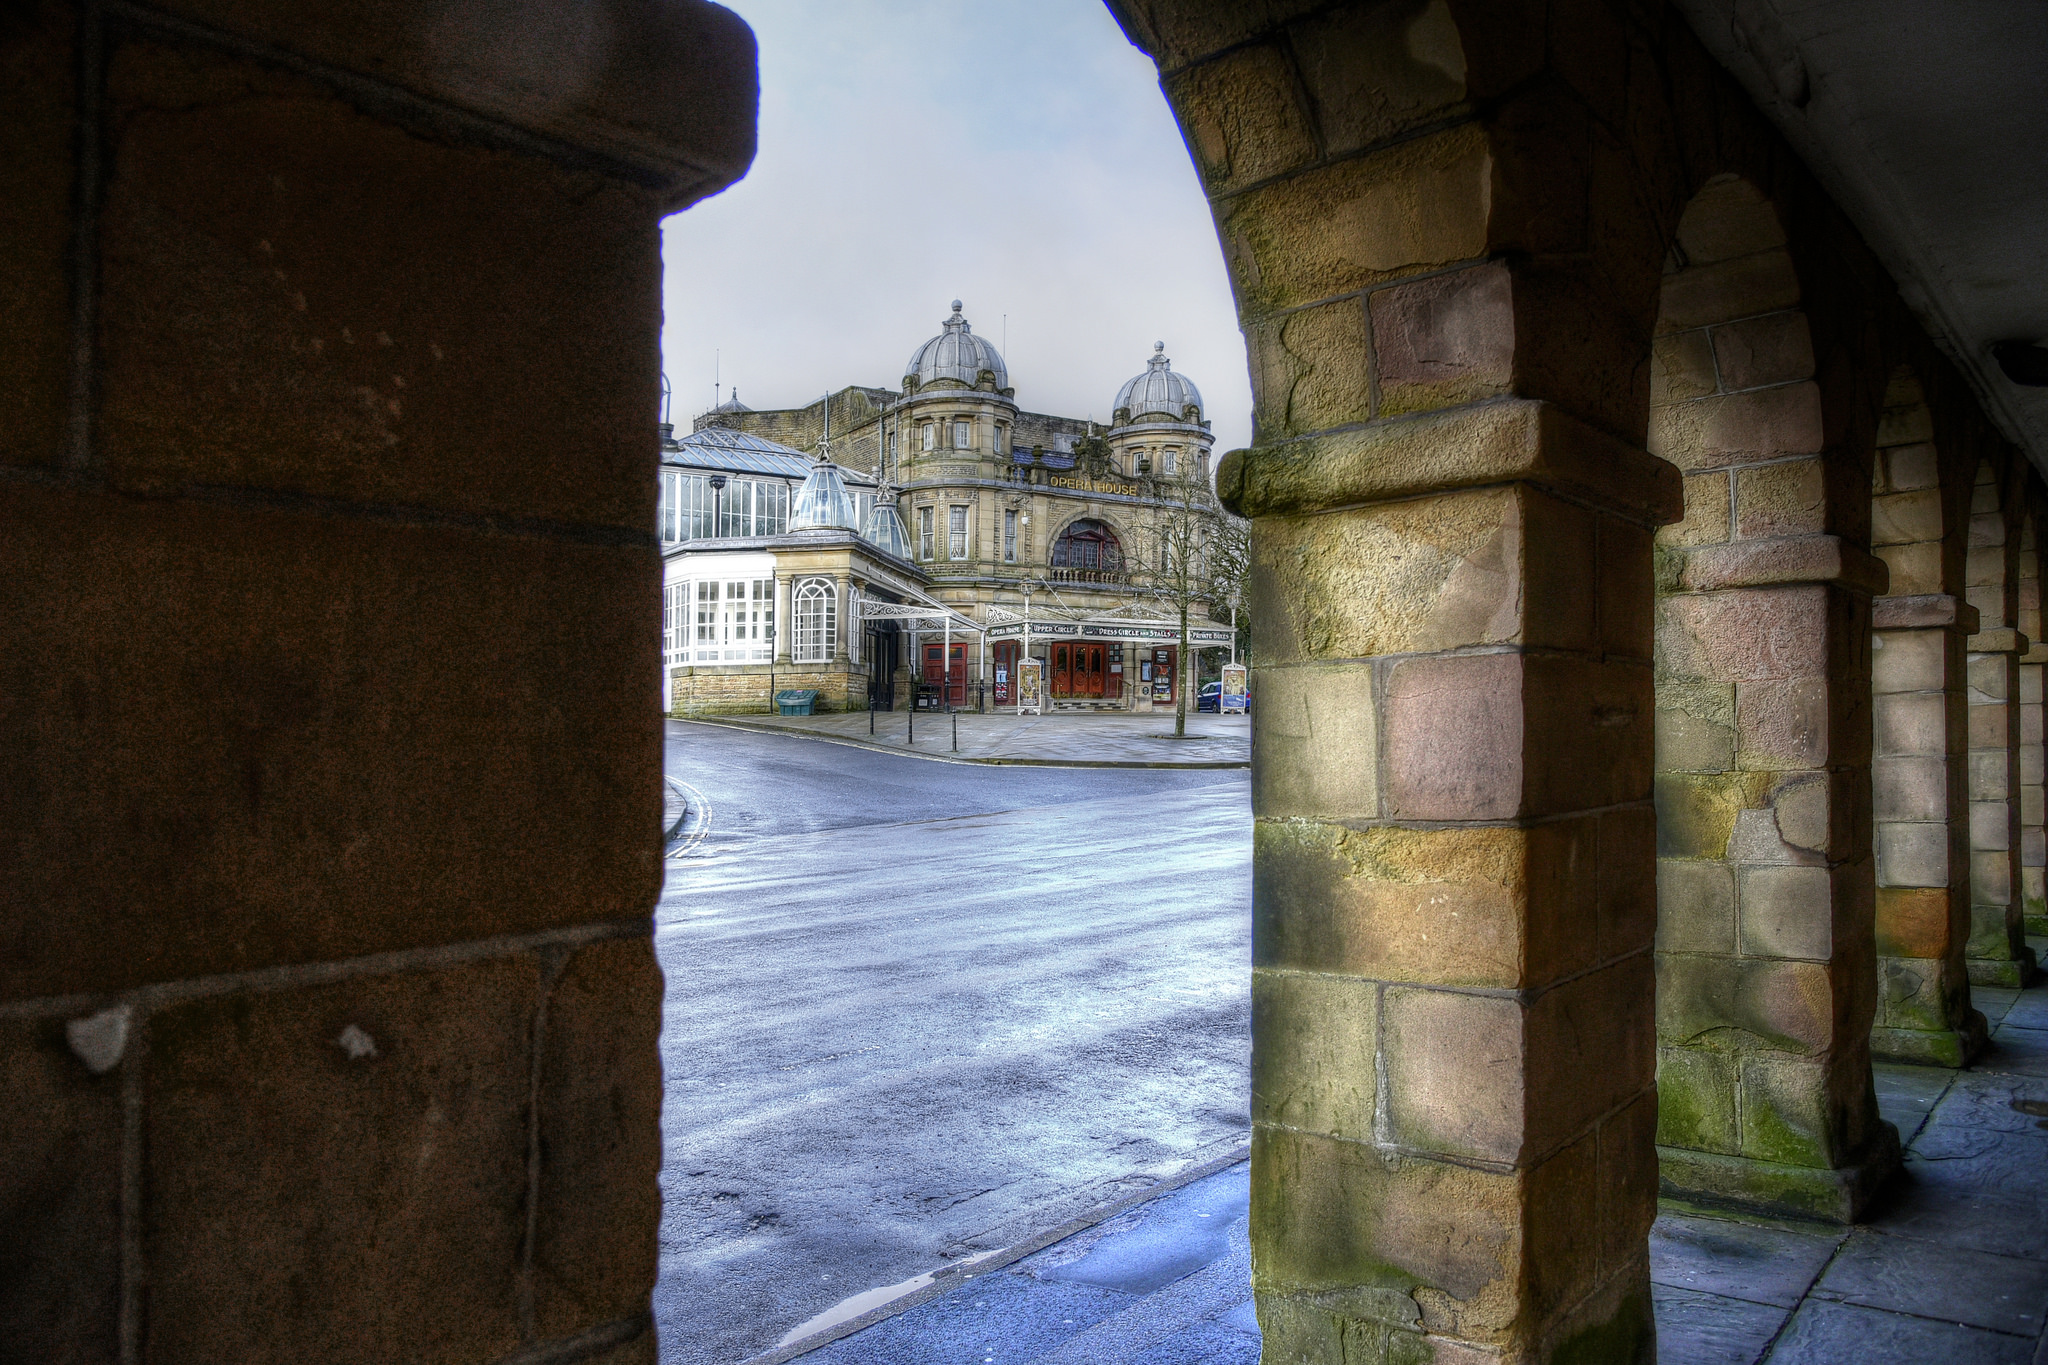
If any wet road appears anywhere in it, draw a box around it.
[653,721,1252,1364]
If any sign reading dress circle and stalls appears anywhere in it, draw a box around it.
[1221,662,1249,714]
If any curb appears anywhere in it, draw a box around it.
[671,716,1250,771]
[745,1139,1253,1365]
[661,776,690,846]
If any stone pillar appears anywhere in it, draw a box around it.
[0,2,755,1358]
[1964,463,2036,985]
[1868,594,1985,1065]
[2018,517,2047,937]
[1228,397,1676,1361]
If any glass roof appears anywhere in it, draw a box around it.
[666,425,874,484]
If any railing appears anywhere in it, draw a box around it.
[1047,567,1129,585]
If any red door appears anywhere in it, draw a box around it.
[993,641,1018,704]
[1079,644,1105,697]
[923,643,967,706]
[1052,642,1072,697]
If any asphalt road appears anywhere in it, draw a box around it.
[653,720,1252,1364]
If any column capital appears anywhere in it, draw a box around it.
[1679,536,1889,596]
[1872,593,1978,632]
[1217,399,1681,527]
[1968,628,2031,654]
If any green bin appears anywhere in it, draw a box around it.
[774,689,819,716]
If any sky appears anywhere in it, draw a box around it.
[657,0,1252,455]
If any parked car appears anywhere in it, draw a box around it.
[1197,680,1249,713]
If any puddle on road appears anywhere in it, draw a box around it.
[773,1248,1005,1349]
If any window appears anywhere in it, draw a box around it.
[713,478,789,538]
[917,506,934,561]
[694,581,718,652]
[794,578,836,663]
[1003,509,1017,563]
[953,419,970,450]
[662,582,686,664]
[1133,447,1151,474]
[658,471,681,542]
[848,586,862,664]
[994,422,1007,454]
[1050,519,1124,572]
[948,506,968,559]
[921,422,935,451]
[1161,447,1179,478]
[852,490,876,533]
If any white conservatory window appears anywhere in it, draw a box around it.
[794,578,836,663]
[948,505,968,560]
[917,506,934,561]
[662,583,686,664]
[694,581,718,652]
[658,471,680,542]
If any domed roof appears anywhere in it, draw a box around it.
[905,300,1008,390]
[788,452,860,532]
[862,486,913,559]
[711,390,751,413]
[1114,342,1203,423]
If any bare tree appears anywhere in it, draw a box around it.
[1150,454,1248,737]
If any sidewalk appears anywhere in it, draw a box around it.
[681,709,1250,768]
[772,937,2048,1365]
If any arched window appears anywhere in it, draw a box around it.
[1051,519,1123,572]
[794,578,836,663]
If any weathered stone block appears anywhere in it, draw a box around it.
[1165,41,1318,196]
[1711,312,1813,390]
[1670,178,1789,266]
[1874,887,1954,961]
[1734,677,1827,769]
[0,1017,122,1365]
[1873,692,1947,758]
[1649,383,1823,469]
[534,938,662,1340]
[99,43,664,529]
[1219,123,1491,315]
[1656,858,1734,953]
[1654,770,1770,861]
[0,485,661,1000]
[1657,585,1829,684]
[1733,458,1825,539]
[1870,488,1943,546]
[1968,747,2011,800]
[1657,705,1735,772]
[1246,296,1373,438]
[1654,253,1800,333]
[1874,541,1942,596]
[1871,756,1947,823]
[1253,663,1379,819]
[1737,864,1833,961]
[1370,261,1515,417]
[1875,821,1948,889]
[1251,968,1379,1142]
[1597,518,1657,661]
[1659,471,1732,548]
[1655,954,1833,1055]
[1291,0,1470,157]
[1970,800,2013,852]
[1650,330,1717,406]
[1970,850,2012,907]
[1869,628,1945,695]
[144,958,538,1362]
[1655,1046,1738,1154]
[1736,1056,1837,1167]
[1967,651,2012,700]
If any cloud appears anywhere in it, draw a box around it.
[658,0,1251,455]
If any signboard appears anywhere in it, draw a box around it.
[985,621,1234,644]
[1221,663,1249,714]
[1017,658,1044,715]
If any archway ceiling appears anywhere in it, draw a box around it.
[1673,0,2048,470]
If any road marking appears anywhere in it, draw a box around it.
[665,776,713,859]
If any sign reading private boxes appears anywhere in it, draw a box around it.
[1221,663,1249,714]
[1017,658,1044,715]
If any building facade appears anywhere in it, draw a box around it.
[662,302,1235,714]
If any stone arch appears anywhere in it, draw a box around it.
[1048,515,1127,572]
[1648,173,1894,1221]
[1865,367,1984,1065]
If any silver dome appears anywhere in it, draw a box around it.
[789,453,860,531]
[1114,342,1203,422]
[862,487,913,559]
[905,300,1009,390]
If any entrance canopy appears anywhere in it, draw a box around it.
[985,604,1232,649]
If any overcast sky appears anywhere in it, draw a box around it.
[657,0,1251,455]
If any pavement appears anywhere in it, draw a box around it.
[680,709,1250,767]
[777,944,2048,1365]
[654,721,1252,1365]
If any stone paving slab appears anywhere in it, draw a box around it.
[681,710,1250,768]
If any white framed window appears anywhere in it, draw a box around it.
[1162,448,1179,478]
[658,471,681,542]
[663,582,686,664]
[917,506,934,561]
[994,422,1008,454]
[948,506,968,560]
[921,422,935,451]
[952,419,970,450]
[852,490,876,532]
[694,581,718,658]
[848,585,862,664]
[794,577,836,663]
[1003,509,1017,563]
